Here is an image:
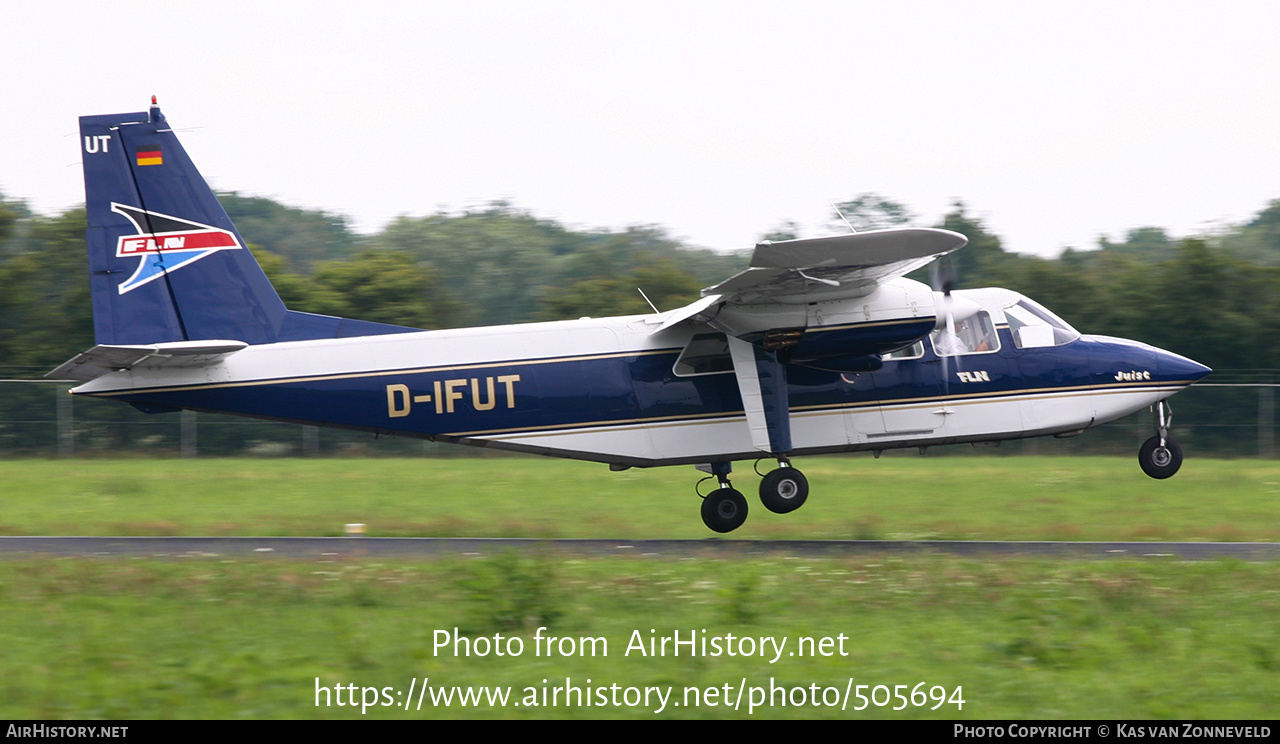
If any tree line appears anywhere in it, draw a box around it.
[1,189,1276,455]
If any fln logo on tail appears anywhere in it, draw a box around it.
[110,203,243,294]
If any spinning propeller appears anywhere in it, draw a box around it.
[931,258,957,393]
[929,256,982,395]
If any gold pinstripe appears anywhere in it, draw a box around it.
[459,381,1199,440]
[85,348,681,397]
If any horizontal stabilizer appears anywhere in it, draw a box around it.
[46,339,248,382]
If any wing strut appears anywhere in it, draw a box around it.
[727,336,792,456]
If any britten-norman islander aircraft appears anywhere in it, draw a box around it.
[52,100,1212,533]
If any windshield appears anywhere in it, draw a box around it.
[1003,298,1080,348]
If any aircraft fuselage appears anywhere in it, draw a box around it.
[73,283,1208,468]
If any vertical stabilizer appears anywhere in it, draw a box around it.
[79,100,417,346]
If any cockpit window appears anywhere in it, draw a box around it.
[930,311,1000,357]
[1004,299,1080,348]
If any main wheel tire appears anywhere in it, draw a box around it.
[759,467,809,514]
[701,488,748,533]
[1139,436,1183,479]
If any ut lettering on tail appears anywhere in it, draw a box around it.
[50,99,1211,533]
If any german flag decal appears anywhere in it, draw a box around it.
[136,145,163,166]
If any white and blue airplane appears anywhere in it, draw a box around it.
[52,100,1212,533]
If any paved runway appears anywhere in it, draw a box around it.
[1,536,1278,560]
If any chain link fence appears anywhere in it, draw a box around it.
[0,379,441,457]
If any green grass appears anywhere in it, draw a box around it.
[1,455,1278,719]
[0,455,1277,541]
[1,554,1277,719]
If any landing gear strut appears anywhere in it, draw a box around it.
[758,459,809,514]
[1139,400,1183,479]
[699,463,748,533]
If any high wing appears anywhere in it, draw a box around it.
[657,226,966,457]
[656,227,965,332]
[708,227,965,304]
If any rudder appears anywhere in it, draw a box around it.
[79,99,416,346]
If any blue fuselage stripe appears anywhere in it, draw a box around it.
[88,330,1195,443]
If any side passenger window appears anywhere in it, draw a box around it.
[881,340,924,361]
[673,332,733,376]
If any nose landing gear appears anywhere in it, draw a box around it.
[1139,400,1183,479]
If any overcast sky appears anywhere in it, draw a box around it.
[3,1,1278,257]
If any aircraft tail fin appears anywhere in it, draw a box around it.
[79,99,417,346]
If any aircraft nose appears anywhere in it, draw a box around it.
[1157,349,1212,383]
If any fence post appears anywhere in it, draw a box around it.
[56,387,73,458]
[1261,386,1275,459]
[181,409,197,458]
[303,425,319,456]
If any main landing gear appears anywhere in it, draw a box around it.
[757,459,809,514]
[1139,400,1183,479]
[697,459,810,533]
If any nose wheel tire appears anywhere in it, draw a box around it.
[701,488,748,533]
[1139,436,1183,479]
[759,467,809,514]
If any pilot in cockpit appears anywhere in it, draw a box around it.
[933,322,971,356]
[934,314,996,356]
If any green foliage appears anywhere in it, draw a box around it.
[583,225,745,288]
[0,208,93,371]
[1097,226,1175,260]
[374,202,583,327]
[249,245,318,309]
[0,191,28,248]
[307,250,452,329]
[1220,198,1280,265]
[934,200,1007,287]
[374,205,742,327]
[830,192,914,233]
[537,258,704,320]
[760,220,800,242]
[716,566,761,625]
[218,192,359,271]
[455,553,564,634]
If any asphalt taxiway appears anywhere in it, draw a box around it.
[1,536,1277,560]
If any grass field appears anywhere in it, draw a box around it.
[1,455,1278,719]
[1,455,1277,541]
